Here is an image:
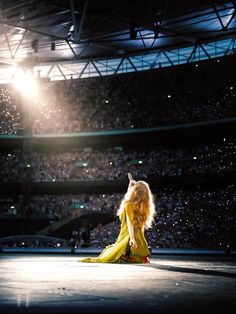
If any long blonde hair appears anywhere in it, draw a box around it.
[117,181,156,229]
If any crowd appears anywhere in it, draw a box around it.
[0,139,235,182]
[0,88,22,135]
[89,185,236,250]
[0,237,68,249]
[0,193,121,219]
[0,57,235,135]
[1,185,235,249]
[0,57,235,250]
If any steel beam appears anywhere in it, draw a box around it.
[13,30,28,58]
[114,58,124,74]
[225,9,236,29]
[162,51,174,66]
[127,57,137,71]
[199,44,211,59]
[4,31,14,59]
[76,0,89,43]
[213,3,225,30]
[70,0,77,40]
[57,65,67,80]
[187,45,197,63]
[79,62,89,78]
[46,65,54,79]
[91,61,102,76]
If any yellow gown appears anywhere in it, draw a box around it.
[79,203,150,263]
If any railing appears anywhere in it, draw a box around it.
[0,117,236,148]
[1,247,235,256]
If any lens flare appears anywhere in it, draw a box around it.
[12,69,38,97]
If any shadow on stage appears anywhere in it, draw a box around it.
[144,263,236,279]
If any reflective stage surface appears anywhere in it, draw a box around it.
[0,254,235,314]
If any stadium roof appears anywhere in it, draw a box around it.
[0,0,236,82]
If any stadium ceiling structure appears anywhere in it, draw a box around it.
[0,0,236,82]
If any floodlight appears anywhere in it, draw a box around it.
[12,69,38,97]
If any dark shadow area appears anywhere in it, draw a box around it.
[1,301,235,314]
[144,263,236,278]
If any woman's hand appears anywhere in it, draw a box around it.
[129,238,138,250]
[128,173,133,181]
[128,173,136,189]
[129,179,136,188]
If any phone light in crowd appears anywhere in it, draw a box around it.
[11,206,15,209]
[193,156,197,160]
[167,95,171,98]
[52,178,56,182]
[83,163,88,167]
[26,164,31,168]
[105,100,109,103]
[138,160,143,164]
[110,162,113,165]
[12,69,38,97]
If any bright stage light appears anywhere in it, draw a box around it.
[12,69,38,97]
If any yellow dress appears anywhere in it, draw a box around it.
[79,204,150,263]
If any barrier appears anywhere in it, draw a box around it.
[1,247,235,255]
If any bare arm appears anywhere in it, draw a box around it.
[126,173,137,249]
[126,214,137,250]
[127,173,136,192]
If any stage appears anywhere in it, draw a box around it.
[0,254,235,314]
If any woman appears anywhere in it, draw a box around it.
[79,174,156,263]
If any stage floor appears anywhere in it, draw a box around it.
[0,254,235,314]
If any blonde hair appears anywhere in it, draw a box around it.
[117,181,156,229]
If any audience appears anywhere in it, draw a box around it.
[89,185,236,250]
[0,57,235,250]
[1,185,235,250]
[0,57,235,135]
[0,238,68,248]
[0,140,235,182]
